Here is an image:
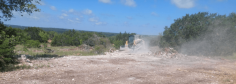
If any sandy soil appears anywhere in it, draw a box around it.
[1,50,236,84]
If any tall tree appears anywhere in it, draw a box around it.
[160,12,236,56]
[0,0,41,71]
[0,0,41,21]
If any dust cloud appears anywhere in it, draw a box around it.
[180,20,236,56]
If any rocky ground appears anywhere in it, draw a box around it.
[1,50,236,84]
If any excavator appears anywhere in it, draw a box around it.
[120,35,145,52]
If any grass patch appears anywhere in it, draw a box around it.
[34,64,46,69]
[14,45,98,56]
[0,64,31,72]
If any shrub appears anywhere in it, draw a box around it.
[113,40,123,49]
[24,40,40,48]
[0,23,19,71]
[94,45,105,54]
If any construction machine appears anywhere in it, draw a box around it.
[120,35,145,51]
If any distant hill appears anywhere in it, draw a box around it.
[4,24,119,37]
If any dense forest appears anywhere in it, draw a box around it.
[159,12,236,56]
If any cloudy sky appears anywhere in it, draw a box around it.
[3,0,236,35]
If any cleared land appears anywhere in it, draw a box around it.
[1,50,236,84]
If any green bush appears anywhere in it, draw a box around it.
[24,40,40,48]
[0,23,19,71]
[113,40,123,49]
[94,45,105,54]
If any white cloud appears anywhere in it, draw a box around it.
[171,0,195,9]
[50,6,56,10]
[99,0,112,3]
[61,9,92,19]
[151,12,158,17]
[12,11,48,20]
[83,9,93,15]
[89,17,106,25]
[95,22,107,25]
[68,19,74,22]
[68,19,80,23]
[76,18,80,20]
[59,13,68,19]
[69,9,74,12]
[121,0,136,7]
[89,17,99,22]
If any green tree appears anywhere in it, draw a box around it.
[0,0,41,71]
[47,31,57,40]
[0,0,41,21]
[160,12,236,56]
[14,28,31,44]
[24,27,44,42]
[113,40,123,49]
[39,31,49,43]
[24,40,40,48]
[0,23,19,70]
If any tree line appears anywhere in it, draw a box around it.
[0,23,136,71]
[0,25,114,70]
[159,12,236,56]
[109,32,136,49]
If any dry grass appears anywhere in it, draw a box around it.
[14,45,97,56]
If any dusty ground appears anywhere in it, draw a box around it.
[1,50,236,84]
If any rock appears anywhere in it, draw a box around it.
[27,63,33,67]
[104,52,109,55]
[26,59,31,63]
[17,64,22,66]
[109,49,114,53]
[21,55,26,63]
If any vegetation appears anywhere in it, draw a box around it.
[0,0,41,21]
[24,40,40,48]
[159,12,236,56]
[0,23,20,71]
[51,29,107,47]
[0,0,41,71]
[1,0,235,72]
[5,24,119,37]
[109,32,136,49]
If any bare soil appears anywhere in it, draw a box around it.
[1,50,236,84]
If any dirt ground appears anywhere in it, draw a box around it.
[1,50,236,84]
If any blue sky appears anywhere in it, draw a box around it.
[4,0,236,35]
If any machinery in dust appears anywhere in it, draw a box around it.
[120,35,145,51]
